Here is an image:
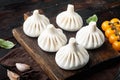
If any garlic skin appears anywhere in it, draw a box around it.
[15,63,30,72]
[56,4,83,31]
[23,9,50,37]
[7,70,20,80]
[76,21,105,49]
[55,38,89,70]
[38,24,67,52]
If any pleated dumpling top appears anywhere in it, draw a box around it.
[38,24,67,52]
[76,21,105,49]
[55,38,89,70]
[23,10,50,37]
[56,4,83,31]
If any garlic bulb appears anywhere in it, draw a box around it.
[23,9,50,37]
[15,63,30,72]
[38,24,67,52]
[56,4,83,31]
[7,70,20,80]
[76,21,105,49]
[55,37,89,70]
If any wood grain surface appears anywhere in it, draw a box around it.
[12,5,120,79]
[13,26,120,80]
[0,0,120,80]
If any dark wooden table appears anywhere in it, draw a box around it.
[0,0,120,80]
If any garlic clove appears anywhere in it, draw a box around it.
[7,70,20,80]
[15,63,30,72]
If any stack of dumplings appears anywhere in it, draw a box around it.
[22,4,106,71]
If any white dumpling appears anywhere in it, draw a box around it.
[38,24,67,52]
[76,21,105,49]
[55,38,89,70]
[23,9,50,37]
[56,4,83,31]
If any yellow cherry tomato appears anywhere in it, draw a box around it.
[110,18,119,23]
[112,40,120,51]
[110,18,120,26]
[101,21,111,31]
[109,34,119,44]
[105,28,115,38]
[115,24,120,31]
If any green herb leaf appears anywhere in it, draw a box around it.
[86,14,98,24]
[0,39,15,49]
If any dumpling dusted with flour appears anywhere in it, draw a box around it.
[55,38,89,70]
[56,4,83,31]
[76,21,105,49]
[23,9,50,37]
[38,24,67,52]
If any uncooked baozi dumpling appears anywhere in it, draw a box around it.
[56,4,83,31]
[76,21,105,49]
[38,24,67,52]
[55,38,89,70]
[23,9,50,37]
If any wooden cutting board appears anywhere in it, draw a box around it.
[13,26,120,80]
[12,6,120,80]
[12,28,120,80]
